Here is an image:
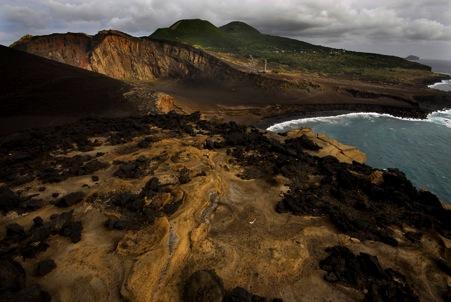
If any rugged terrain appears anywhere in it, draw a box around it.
[1,19,451,302]
[0,112,450,301]
[10,22,451,126]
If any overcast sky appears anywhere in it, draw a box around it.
[1,0,450,60]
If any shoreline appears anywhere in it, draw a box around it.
[263,107,451,204]
[257,76,451,130]
[256,104,430,130]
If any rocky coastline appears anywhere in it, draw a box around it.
[0,112,450,301]
[1,24,451,302]
[9,30,451,129]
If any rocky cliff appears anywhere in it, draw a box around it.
[11,31,230,80]
[11,30,314,94]
[12,30,226,81]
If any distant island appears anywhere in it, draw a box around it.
[406,55,420,60]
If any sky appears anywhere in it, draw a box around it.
[1,0,450,60]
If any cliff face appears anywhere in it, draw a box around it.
[11,33,93,69]
[12,30,244,82]
[11,30,316,97]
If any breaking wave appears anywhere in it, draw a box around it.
[428,79,451,92]
[267,109,451,132]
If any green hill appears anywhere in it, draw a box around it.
[152,19,231,49]
[151,19,323,53]
[150,19,431,82]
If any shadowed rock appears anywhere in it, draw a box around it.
[34,259,57,276]
[320,246,419,302]
[183,270,225,302]
[54,192,86,208]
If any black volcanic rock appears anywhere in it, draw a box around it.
[0,258,51,301]
[113,156,151,179]
[34,259,57,276]
[178,167,191,184]
[285,134,321,152]
[54,192,86,208]
[183,270,225,302]
[183,270,283,302]
[0,186,42,214]
[0,258,26,292]
[320,246,419,301]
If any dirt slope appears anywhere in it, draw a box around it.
[0,45,136,134]
[0,46,182,135]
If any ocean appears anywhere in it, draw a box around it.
[420,59,451,91]
[268,60,451,202]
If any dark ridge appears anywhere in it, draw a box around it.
[0,45,136,135]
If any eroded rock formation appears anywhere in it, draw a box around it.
[0,113,449,301]
[11,30,316,94]
[11,31,247,82]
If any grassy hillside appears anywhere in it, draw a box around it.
[150,19,432,82]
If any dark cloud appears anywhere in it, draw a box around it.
[1,0,450,59]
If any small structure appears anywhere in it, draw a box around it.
[249,55,270,73]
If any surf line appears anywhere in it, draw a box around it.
[267,109,451,132]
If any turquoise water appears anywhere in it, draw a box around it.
[268,110,451,203]
[268,61,451,202]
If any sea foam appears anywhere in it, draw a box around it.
[267,109,451,132]
[428,79,451,91]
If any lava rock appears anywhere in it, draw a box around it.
[0,186,24,213]
[223,287,267,302]
[110,192,144,212]
[59,220,83,243]
[81,159,109,175]
[178,167,191,184]
[32,216,44,227]
[140,177,160,197]
[54,191,85,208]
[0,258,25,292]
[104,219,126,230]
[113,156,150,179]
[5,223,26,241]
[320,246,419,301]
[285,135,321,152]
[137,136,153,148]
[34,259,56,276]
[2,284,51,302]
[162,200,182,216]
[183,270,225,302]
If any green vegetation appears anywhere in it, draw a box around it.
[150,19,431,82]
